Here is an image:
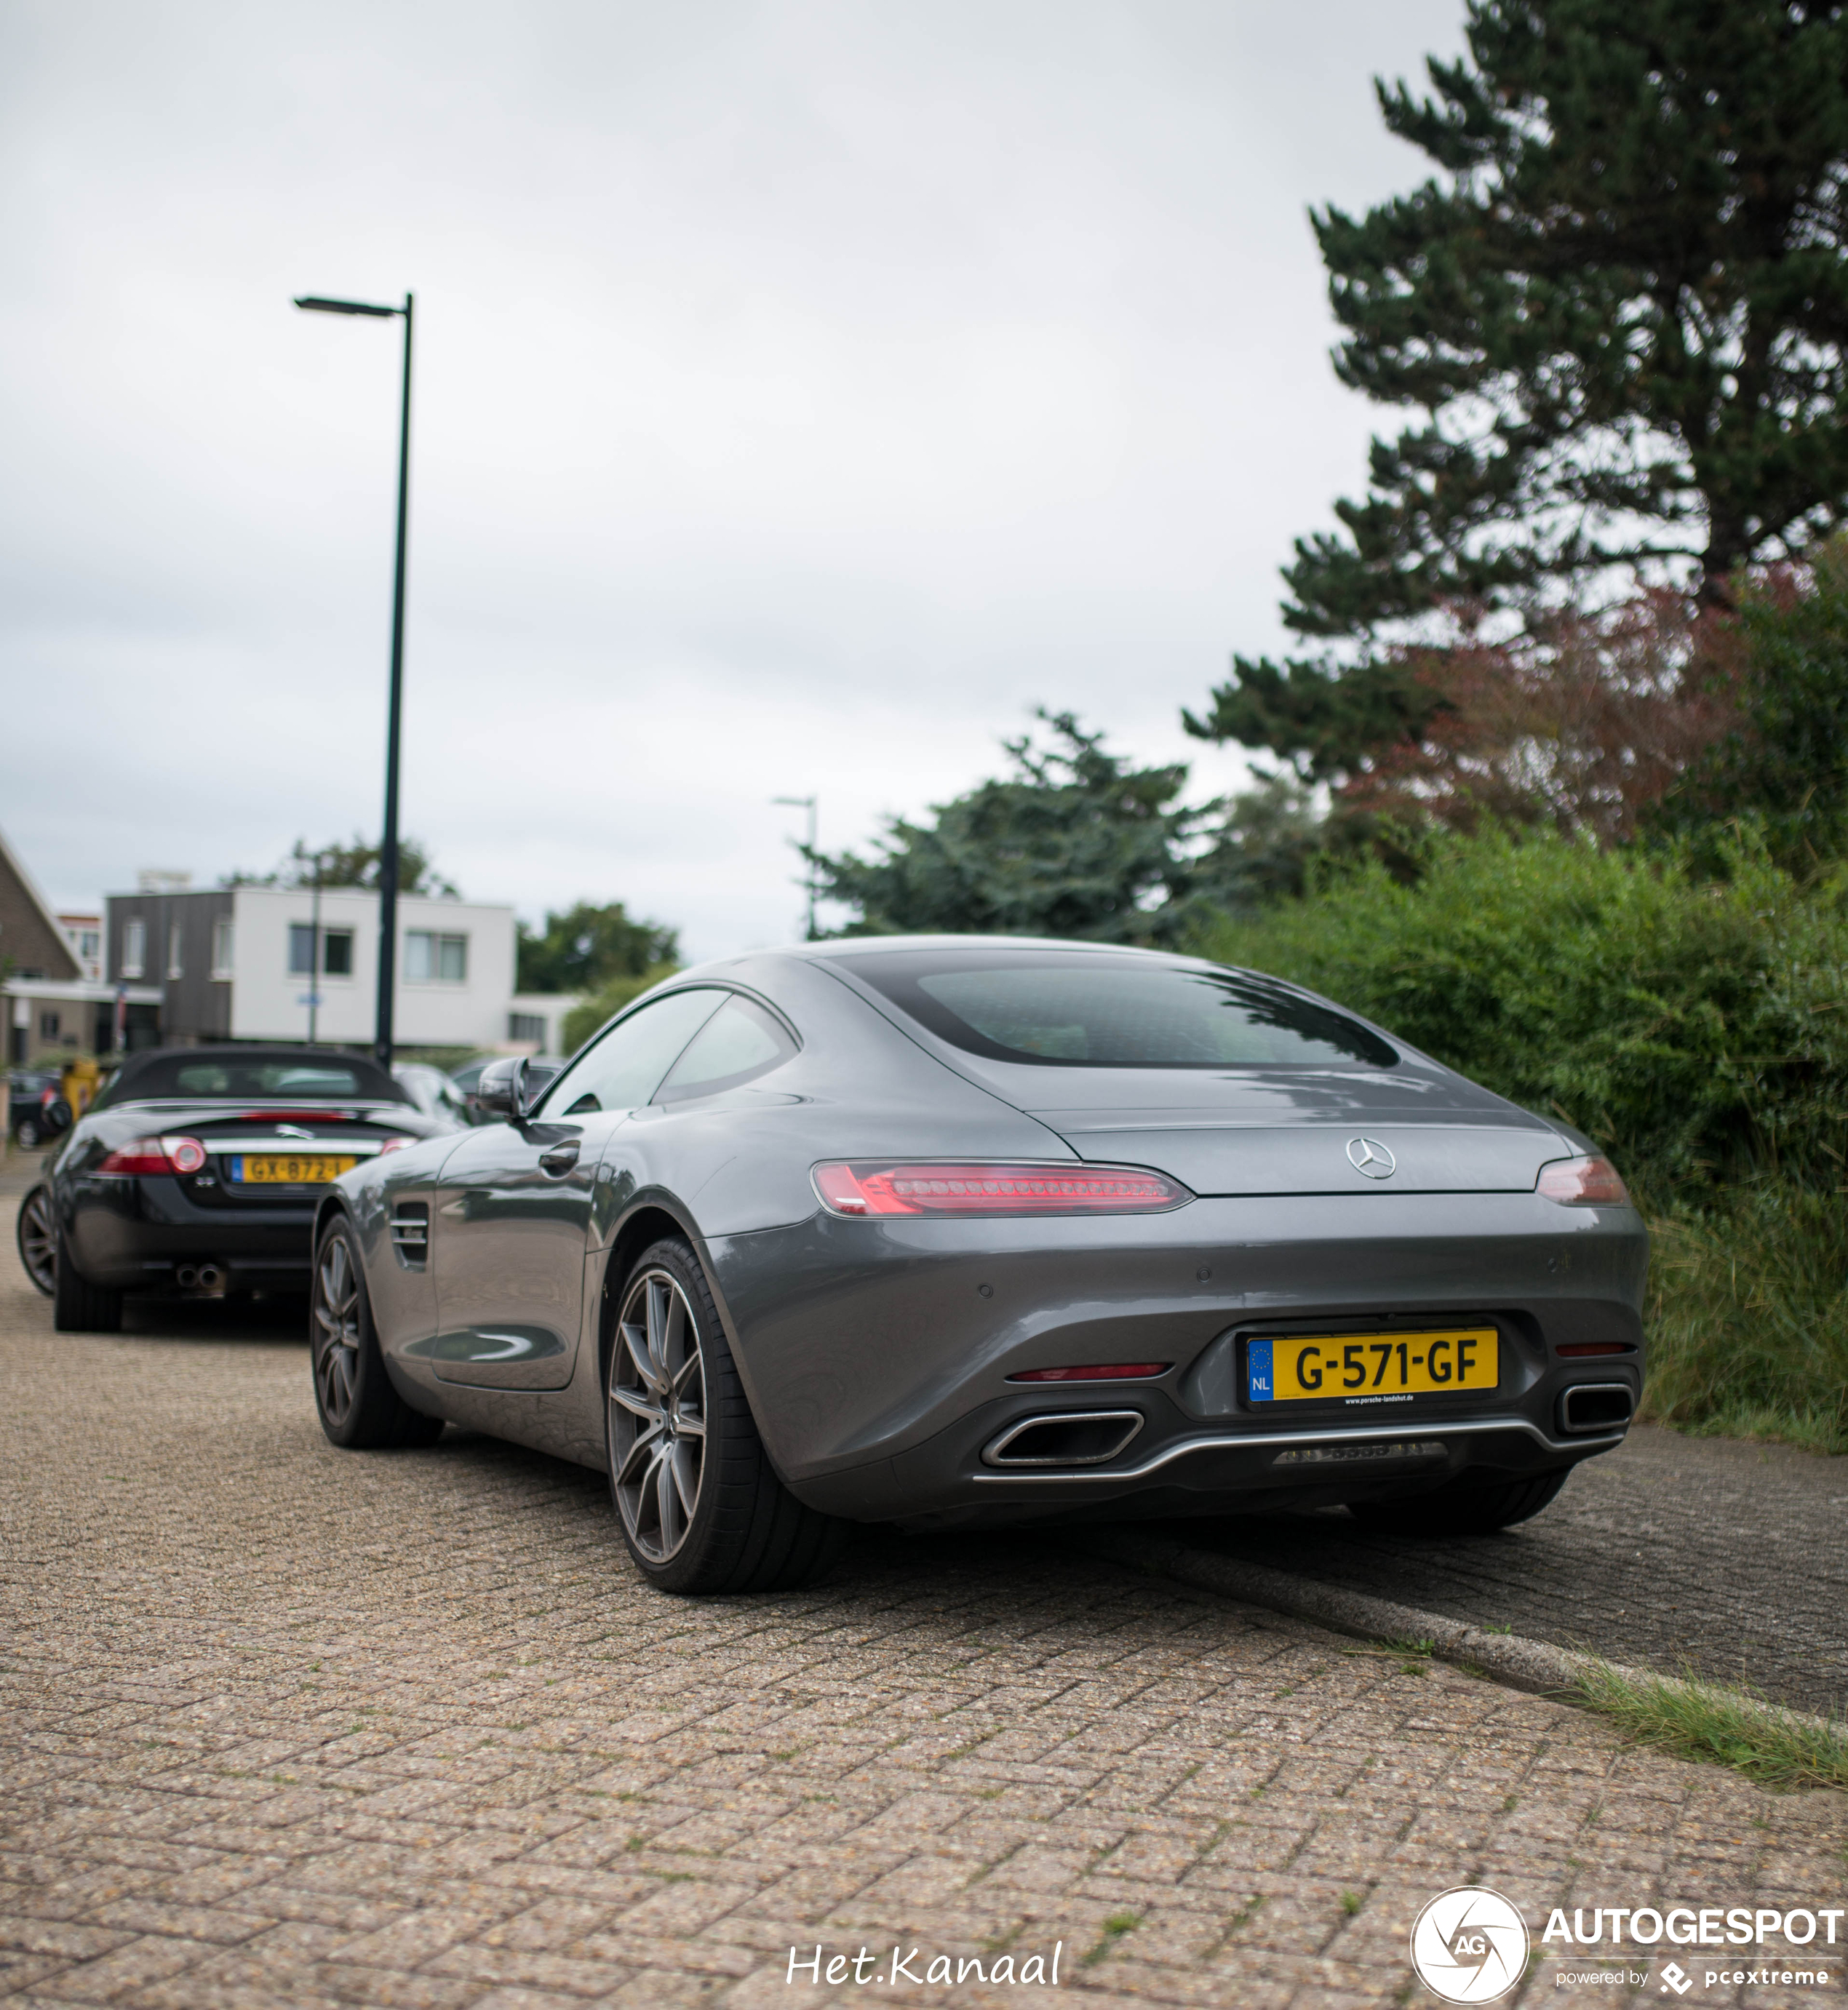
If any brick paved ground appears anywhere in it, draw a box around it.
[1174,1427,1848,1718]
[1,1196,1844,2006]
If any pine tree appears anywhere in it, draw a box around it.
[1192,0,1848,778]
[810,713,1203,944]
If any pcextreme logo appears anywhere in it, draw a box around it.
[1410,1888,1531,2003]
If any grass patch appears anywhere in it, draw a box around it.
[1572,1659,1848,1791]
[1642,1182,1848,1456]
[1080,1912,1142,1967]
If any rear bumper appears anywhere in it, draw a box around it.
[59,1174,316,1291]
[704,1191,1649,1528]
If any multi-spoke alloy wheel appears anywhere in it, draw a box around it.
[17,1186,56,1296]
[609,1267,707,1564]
[312,1231,363,1429]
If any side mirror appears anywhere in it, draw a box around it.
[471,1056,527,1120]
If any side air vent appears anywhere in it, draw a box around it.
[1558,1382,1634,1435]
[982,1411,1144,1469]
[390,1203,429,1271]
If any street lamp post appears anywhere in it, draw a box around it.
[773,795,819,941]
[293,290,414,1068]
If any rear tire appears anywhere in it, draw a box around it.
[1347,1467,1570,1536]
[606,1237,847,1595]
[310,1215,444,1449]
[52,1229,122,1332]
[17,1185,56,1296]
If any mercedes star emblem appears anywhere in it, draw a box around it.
[1347,1136,1396,1179]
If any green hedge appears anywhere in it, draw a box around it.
[1199,826,1848,1194]
[1197,829,1848,1450]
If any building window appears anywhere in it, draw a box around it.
[39,1011,60,1040]
[167,922,183,980]
[509,1012,547,1045]
[406,930,467,983]
[289,925,355,977]
[79,930,100,962]
[121,920,146,979]
[210,918,234,980]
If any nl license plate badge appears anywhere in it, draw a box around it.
[231,1154,358,1186]
[1246,1328,1499,1405]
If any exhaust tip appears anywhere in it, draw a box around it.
[982,1410,1144,1469]
[175,1265,198,1289]
[196,1264,225,1293]
[1558,1382,1634,1435]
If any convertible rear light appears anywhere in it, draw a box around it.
[813,1161,1190,1218]
[1536,1155,1628,1205]
[1008,1362,1171,1382]
[97,1135,207,1176]
[236,1109,354,1122]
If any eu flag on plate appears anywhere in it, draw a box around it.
[1247,1339,1273,1403]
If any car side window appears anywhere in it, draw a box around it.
[653,996,795,1104]
[535,989,728,1117]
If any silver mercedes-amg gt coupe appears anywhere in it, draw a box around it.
[311,936,1649,1594]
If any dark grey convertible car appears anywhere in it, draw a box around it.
[311,937,1649,1595]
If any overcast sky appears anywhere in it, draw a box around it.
[1,0,1462,957]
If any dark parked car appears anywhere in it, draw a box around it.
[9,1069,73,1149]
[306,937,1649,1596]
[24,1046,452,1329]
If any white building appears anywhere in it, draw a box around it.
[104,883,570,1054]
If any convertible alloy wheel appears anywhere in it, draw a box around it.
[312,1231,364,1429]
[609,1267,708,1565]
[17,1186,56,1296]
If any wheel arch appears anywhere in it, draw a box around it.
[595,1200,702,1397]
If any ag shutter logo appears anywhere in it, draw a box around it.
[1657,1961,1694,1994]
[1347,1136,1396,1179]
[1410,1887,1531,2003]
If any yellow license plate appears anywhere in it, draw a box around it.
[1247,1328,1499,1404]
[235,1154,357,1185]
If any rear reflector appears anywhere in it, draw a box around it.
[813,1161,1190,1218]
[1008,1363,1171,1382]
[1536,1155,1629,1205]
[97,1135,207,1176]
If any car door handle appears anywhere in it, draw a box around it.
[538,1142,580,1177]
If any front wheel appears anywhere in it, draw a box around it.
[310,1216,443,1449]
[607,1238,846,1595]
[1346,1467,1570,1536]
[17,1186,56,1296]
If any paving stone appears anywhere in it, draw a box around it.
[1,1194,1843,2008]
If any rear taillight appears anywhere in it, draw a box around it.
[812,1161,1190,1218]
[1536,1156,1628,1206]
[97,1135,207,1176]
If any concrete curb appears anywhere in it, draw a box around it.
[1066,1526,1591,1694]
[1066,1528,1848,1752]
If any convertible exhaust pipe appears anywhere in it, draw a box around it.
[175,1265,198,1289]
[982,1410,1144,1469]
[196,1264,225,1294]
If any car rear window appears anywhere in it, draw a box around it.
[849,950,1397,1069]
[95,1054,410,1104]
